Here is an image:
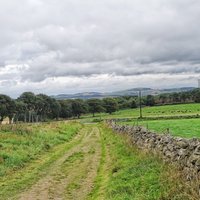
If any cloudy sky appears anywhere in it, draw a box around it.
[0,0,200,97]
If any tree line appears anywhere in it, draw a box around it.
[144,88,200,106]
[1,89,200,123]
[0,92,121,123]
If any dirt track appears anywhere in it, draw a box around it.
[17,126,102,200]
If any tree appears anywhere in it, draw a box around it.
[59,100,73,119]
[159,94,168,104]
[0,94,15,124]
[14,100,27,122]
[145,95,155,106]
[180,92,188,103]
[7,100,16,124]
[87,99,104,117]
[71,99,88,118]
[18,92,36,110]
[193,89,200,103]
[18,92,36,122]
[130,99,137,108]
[115,97,127,109]
[36,94,53,121]
[49,99,61,120]
[171,93,180,103]
[103,98,118,114]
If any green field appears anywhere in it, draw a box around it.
[80,103,200,139]
[81,103,200,121]
[120,118,200,138]
[0,121,196,199]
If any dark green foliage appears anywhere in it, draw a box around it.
[87,99,105,117]
[192,89,200,103]
[15,93,61,122]
[156,89,197,105]
[115,96,138,110]
[18,92,36,111]
[145,95,155,106]
[71,99,88,118]
[130,100,137,108]
[14,101,27,122]
[103,98,118,114]
[48,98,61,119]
[35,94,51,117]
[59,100,73,118]
[159,94,168,104]
[0,94,15,124]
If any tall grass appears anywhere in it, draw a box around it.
[0,122,82,177]
[98,125,197,199]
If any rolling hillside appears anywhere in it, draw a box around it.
[52,87,195,99]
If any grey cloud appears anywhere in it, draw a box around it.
[0,0,200,96]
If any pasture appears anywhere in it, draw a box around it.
[120,118,200,138]
[81,103,200,122]
[81,103,200,139]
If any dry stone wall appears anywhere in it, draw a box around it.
[107,120,200,180]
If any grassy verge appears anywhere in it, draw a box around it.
[89,124,196,200]
[0,121,83,199]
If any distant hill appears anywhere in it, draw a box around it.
[109,87,195,97]
[51,87,196,100]
[51,92,104,100]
